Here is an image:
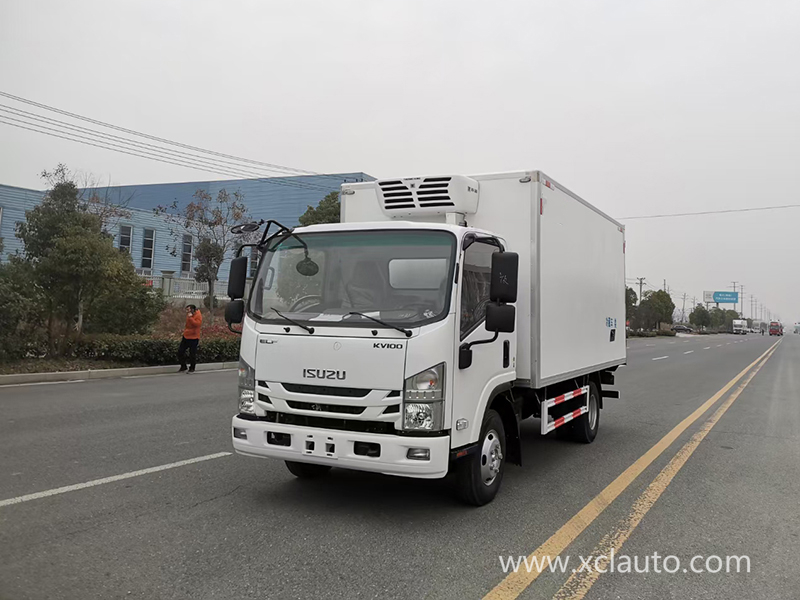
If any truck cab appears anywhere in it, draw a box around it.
[226,171,625,505]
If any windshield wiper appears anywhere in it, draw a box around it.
[348,312,412,337]
[271,307,315,334]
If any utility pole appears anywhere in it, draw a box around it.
[663,279,667,292]
[681,293,688,323]
[739,285,745,318]
[636,277,645,305]
[730,281,738,314]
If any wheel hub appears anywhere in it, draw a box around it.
[588,392,598,430]
[480,429,503,486]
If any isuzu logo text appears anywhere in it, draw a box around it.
[302,369,346,380]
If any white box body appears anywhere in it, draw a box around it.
[342,170,627,388]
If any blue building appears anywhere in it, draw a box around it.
[0,173,372,286]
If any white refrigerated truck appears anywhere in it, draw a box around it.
[225,171,626,505]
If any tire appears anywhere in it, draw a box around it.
[571,381,600,443]
[455,409,506,506]
[285,460,331,479]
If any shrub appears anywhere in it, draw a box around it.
[656,330,677,336]
[627,330,657,337]
[73,333,239,365]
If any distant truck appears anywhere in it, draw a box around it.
[769,321,783,336]
[732,319,747,335]
[224,170,625,505]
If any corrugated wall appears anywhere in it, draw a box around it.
[1,173,375,281]
[0,184,45,259]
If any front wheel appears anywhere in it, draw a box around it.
[285,461,331,479]
[455,409,506,506]
[572,381,600,443]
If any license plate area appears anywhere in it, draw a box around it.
[304,433,337,458]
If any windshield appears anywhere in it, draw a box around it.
[249,229,456,328]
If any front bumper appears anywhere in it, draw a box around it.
[231,415,450,479]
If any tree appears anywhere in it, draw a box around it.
[625,287,638,321]
[298,191,340,226]
[156,188,254,321]
[689,304,711,329]
[13,166,163,356]
[723,309,740,332]
[194,239,226,309]
[709,306,725,330]
[638,290,675,330]
[42,164,132,233]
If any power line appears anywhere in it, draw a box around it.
[0,90,346,182]
[0,109,334,193]
[618,205,800,220]
[0,117,339,194]
[0,103,327,182]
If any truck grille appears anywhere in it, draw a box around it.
[281,383,371,398]
[264,411,395,435]
[285,400,365,415]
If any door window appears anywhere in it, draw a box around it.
[459,241,497,339]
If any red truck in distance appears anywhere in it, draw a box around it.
[769,321,783,336]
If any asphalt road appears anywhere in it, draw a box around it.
[0,333,796,600]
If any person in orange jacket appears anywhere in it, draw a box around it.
[178,304,202,373]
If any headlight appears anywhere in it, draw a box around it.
[403,363,445,430]
[404,363,445,401]
[238,357,256,415]
[404,402,445,431]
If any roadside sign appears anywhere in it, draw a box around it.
[703,290,739,304]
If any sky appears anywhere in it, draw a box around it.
[1,0,798,322]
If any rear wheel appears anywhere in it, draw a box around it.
[285,461,331,479]
[572,381,600,443]
[455,409,506,506]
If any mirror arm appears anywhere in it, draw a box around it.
[462,330,499,351]
[227,323,242,335]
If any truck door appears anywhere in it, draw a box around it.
[450,239,516,449]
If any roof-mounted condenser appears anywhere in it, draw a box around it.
[376,175,479,218]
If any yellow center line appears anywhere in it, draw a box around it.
[552,339,780,599]
[484,339,782,600]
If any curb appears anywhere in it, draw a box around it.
[0,361,239,386]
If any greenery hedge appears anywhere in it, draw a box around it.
[628,330,658,337]
[73,334,239,365]
[628,329,677,338]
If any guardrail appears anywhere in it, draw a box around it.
[137,273,250,300]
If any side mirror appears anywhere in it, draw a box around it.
[486,302,516,333]
[490,252,519,303]
[228,256,248,300]
[225,299,244,325]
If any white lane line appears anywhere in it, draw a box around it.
[717,344,723,347]
[704,347,711,350]
[668,342,676,344]
[727,342,732,345]
[0,452,232,508]
[0,379,86,389]
[683,341,689,343]
[684,350,694,354]
[652,356,669,361]
[646,344,655,347]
